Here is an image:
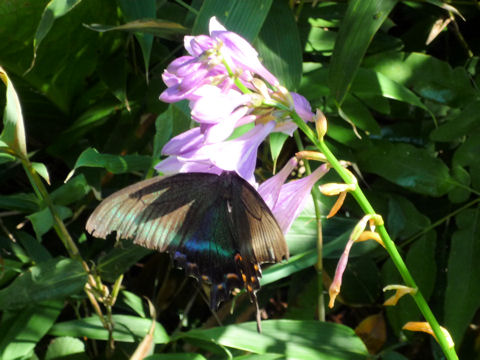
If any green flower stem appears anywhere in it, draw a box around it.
[293,131,325,322]
[21,157,83,262]
[287,113,458,360]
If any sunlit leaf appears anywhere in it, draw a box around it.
[49,315,169,343]
[0,257,86,310]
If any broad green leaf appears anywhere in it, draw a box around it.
[431,100,480,141]
[30,0,83,68]
[45,336,87,360]
[51,174,90,206]
[194,0,273,40]
[97,240,151,282]
[85,19,187,40]
[328,0,398,105]
[152,109,174,163]
[448,165,471,204]
[120,291,147,318]
[16,231,52,263]
[0,300,63,360]
[453,130,480,168]
[387,195,430,239]
[0,259,23,288]
[340,257,382,305]
[179,320,369,359]
[363,52,476,107]
[356,141,454,196]
[406,232,437,301]
[351,68,430,113]
[305,27,337,53]
[71,147,151,176]
[27,205,72,238]
[118,0,156,75]
[261,249,317,286]
[256,0,302,90]
[0,257,86,310]
[49,314,169,343]
[340,94,380,135]
[0,66,27,157]
[444,209,480,344]
[0,192,40,213]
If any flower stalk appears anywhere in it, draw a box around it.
[287,111,458,360]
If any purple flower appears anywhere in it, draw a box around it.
[156,122,275,186]
[155,15,324,235]
[258,161,329,234]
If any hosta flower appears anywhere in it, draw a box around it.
[156,15,322,230]
[258,162,329,234]
[156,122,275,185]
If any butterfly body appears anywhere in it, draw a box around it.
[86,171,288,310]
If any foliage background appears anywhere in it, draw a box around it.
[1,0,479,359]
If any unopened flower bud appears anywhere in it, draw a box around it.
[314,109,327,139]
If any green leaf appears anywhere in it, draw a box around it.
[430,100,480,141]
[71,147,151,175]
[268,132,288,170]
[178,320,369,359]
[97,240,151,282]
[387,195,430,239]
[356,141,454,196]
[0,192,40,213]
[363,52,477,107]
[16,231,52,263]
[0,300,63,360]
[194,0,273,40]
[85,19,187,40]
[117,0,156,75]
[27,205,72,238]
[31,0,84,68]
[49,315,169,343]
[45,336,87,360]
[351,68,430,113]
[120,291,146,318]
[255,0,302,90]
[0,257,87,310]
[32,161,51,185]
[51,174,90,206]
[444,209,480,344]
[453,130,480,168]
[328,0,398,104]
[0,66,27,157]
[152,109,174,163]
[340,94,380,135]
[406,232,437,301]
[448,165,471,204]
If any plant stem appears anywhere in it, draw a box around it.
[288,113,458,359]
[293,131,325,322]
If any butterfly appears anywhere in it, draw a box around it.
[86,171,289,330]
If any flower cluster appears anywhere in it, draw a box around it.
[156,17,325,234]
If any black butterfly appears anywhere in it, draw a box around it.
[86,171,289,326]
